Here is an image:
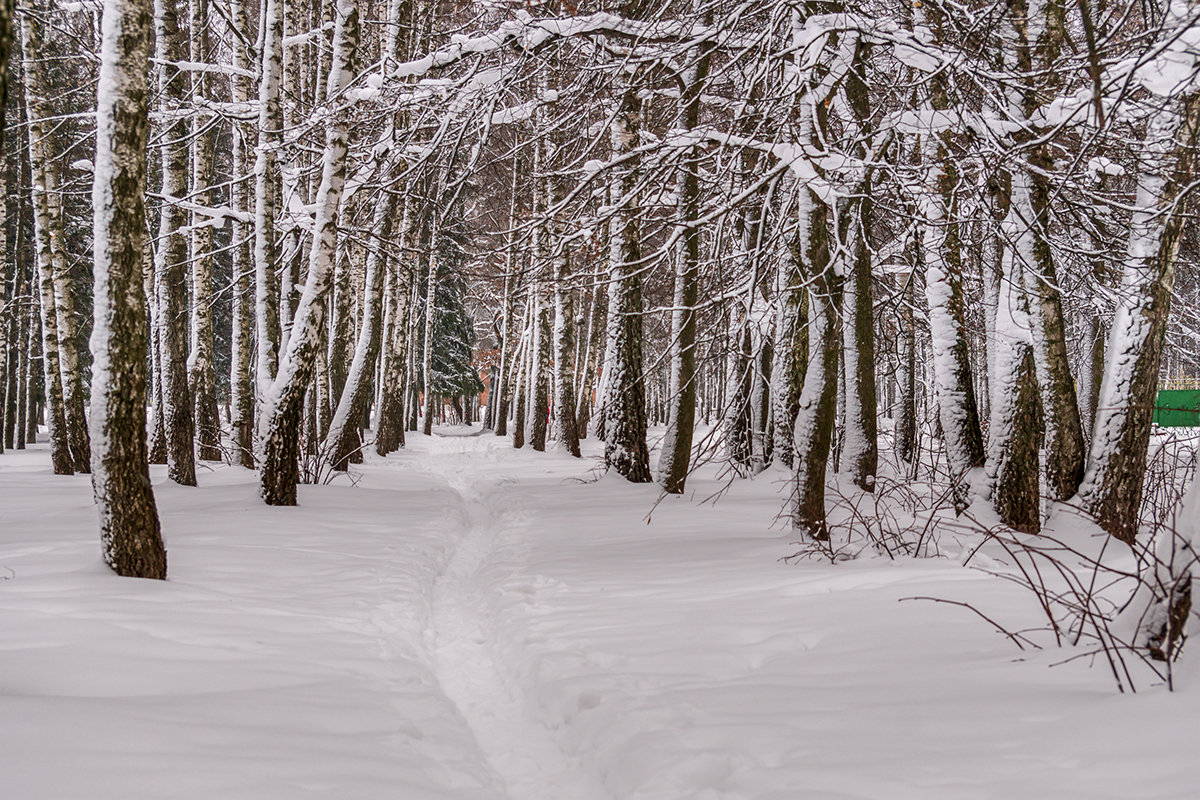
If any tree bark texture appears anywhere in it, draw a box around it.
[91,0,167,578]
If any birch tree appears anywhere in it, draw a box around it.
[186,0,222,462]
[258,0,358,505]
[90,0,167,579]
[1080,2,1200,543]
[153,0,196,486]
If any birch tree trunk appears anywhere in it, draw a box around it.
[786,10,842,539]
[790,183,839,541]
[325,177,394,468]
[658,13,710,490]
[90,0,167,578]
[895,233,919,470]
[549,174,580,456]
[1021,0,1085,502]
[511,294,530,449]
[603,80,651,482]
[30,180,71,473]
[376,204,411,456]
[837,36,878,492]
[493,236,515,437]
[145,240,167,464]
[0,0,10,454]
[187,0,222,462]
[530,286,551,451]
[227,0,256,467]
[154,0,196,486]
[1081,81,1200,543]
[919,137,983,506]
[21,9,91,472]
[405,271,421,432]
[769,230,807,470]
[254,0,284,399]
[987,173,1043,533]
[327,248,354,429]
[258,0,358,505]
[20,1,74,474]
[576,277,605,439]
[20,300,35,448]
[421,211,439,436]
[916,3,985,509]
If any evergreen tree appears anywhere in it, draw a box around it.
[420,229,484,418]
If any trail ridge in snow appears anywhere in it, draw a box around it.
[424,442,612,800]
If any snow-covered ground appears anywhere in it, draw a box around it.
[1,429,1196,799]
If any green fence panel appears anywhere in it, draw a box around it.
[1154,389,1200,427]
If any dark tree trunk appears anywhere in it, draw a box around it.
[154,0,196,486]
[91,0,167,579]
[791,189,840,541]
[530,294,551,452]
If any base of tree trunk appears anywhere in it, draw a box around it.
[260,396,303,506]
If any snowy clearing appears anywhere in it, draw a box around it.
[1,430,1196,799]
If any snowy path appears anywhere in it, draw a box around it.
[423,451,612,800]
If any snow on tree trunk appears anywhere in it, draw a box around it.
[493,266,514,438]
[145,237,167,465]
[1081,82,1200,543]
[786,11,842,538]
[915,3,985,511]
[90,0,167,579]
[326,180,395,468]
[919,145,984,509]
[603,84,651,483]
[658,23,709,490]
[1026,163,1085,501]
[982,0,1052,532]
[258,0,359,506]
[790,181,839,542]
[1015,0,1085,502]
[254,0,284,400]
[550,220,580,456]
[327,247,355,436]
[376,204,412,456]
[987,184,1043,534]
[895,262,918,470]
[20,2,77,475]
[187,0,222,463]
[1080,172,1114,441]
[576,280,604,440]
[530,288,551,452]
[154,0,196,487]
[512,306,529,449]
[838,194,877,491]
[1122,471,1199,671]
[769,223,807,470]
[227,0,256,468]
[30,204,72,474]
[836,38,878,492]
[421,210,439,437]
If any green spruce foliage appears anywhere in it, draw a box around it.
[421,229,483,401]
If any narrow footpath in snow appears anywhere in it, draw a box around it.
[422,436,612,800]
